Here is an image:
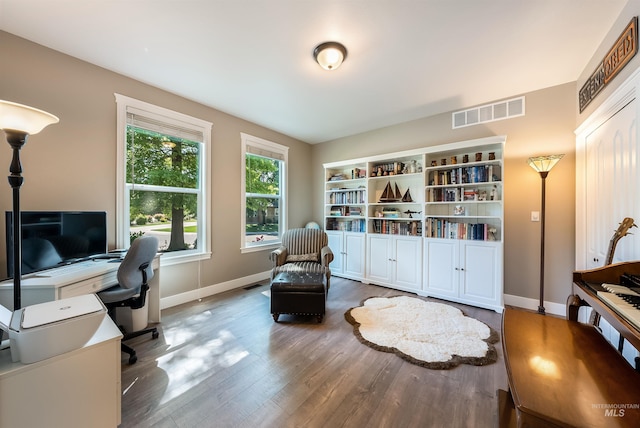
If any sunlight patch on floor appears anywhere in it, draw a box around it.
[156,328,249,404]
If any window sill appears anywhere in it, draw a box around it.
[159,251,212,267]
[241,243,281,254]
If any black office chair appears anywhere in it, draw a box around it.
[97,235,159,364]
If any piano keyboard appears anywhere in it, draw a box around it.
[598,283,640,331]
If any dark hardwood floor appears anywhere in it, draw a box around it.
[119,277,508,428]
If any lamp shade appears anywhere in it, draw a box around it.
[314,42,347,70]
[527,154,564,173]
[0,100,59,135]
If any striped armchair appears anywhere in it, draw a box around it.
[270,228,334,289]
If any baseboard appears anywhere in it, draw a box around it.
[160,270,271,310]
[503,294,566,317]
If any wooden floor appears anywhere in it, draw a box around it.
[119,277,508,428]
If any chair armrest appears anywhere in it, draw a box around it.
[320,245,334,266]
[270,246,288,267]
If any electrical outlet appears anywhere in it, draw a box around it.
[531,211,540,222]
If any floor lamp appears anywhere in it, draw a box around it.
[527,154,564,315]
[0,100,59,310]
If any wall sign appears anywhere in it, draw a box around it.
[579,17,638,112]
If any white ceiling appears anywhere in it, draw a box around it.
[0,0,628,144]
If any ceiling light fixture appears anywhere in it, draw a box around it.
[313,42,347,71]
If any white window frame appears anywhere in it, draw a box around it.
[115,93,213,265]
[240,133,288,253]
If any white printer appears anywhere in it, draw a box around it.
[0,293,107,364]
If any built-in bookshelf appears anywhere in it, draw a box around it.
[424,145,503,242]
[323,136,505,312]
[367,158,423,236]
[324,163,367,232]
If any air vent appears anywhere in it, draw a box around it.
[452,96,525,129]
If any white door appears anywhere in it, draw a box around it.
[394,236,422,290]
[423,239,458,298]
[460,241,501,306]
[367,234,392,283]
[584,98,639,268]
[344,232,365,278]
[326,231,344,274]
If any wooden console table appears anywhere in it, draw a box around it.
[499,307,640,427]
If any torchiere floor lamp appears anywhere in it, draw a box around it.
[527,154,564,315]
[0,100,59,310]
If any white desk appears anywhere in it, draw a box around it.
[0,256,161,323]
[0,315,122,428]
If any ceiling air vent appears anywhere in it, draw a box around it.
[452,96,525,129]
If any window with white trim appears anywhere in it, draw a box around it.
[241,133,288,252]
[115,94,212,262]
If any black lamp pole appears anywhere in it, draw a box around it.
[538,170,549,315]
[6,130,27,310]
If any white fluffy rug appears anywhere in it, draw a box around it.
[345,296,498,369]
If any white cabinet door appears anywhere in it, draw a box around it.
[581,97,639,268]
[326,230,344,274]
[343,232,365,279]
[424,239,458,298]
[394,235,422,290]
[424,238,502,311]
[459,241,502,308]
[367,234,422,290]
[367,234,392,283]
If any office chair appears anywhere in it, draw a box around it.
[97,235,159,364]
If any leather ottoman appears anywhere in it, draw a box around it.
[270,272,326,323]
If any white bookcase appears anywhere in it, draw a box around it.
[323,135,505,311]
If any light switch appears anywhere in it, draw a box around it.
[531,211,540,222]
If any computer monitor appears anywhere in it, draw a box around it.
[5,211,108,277]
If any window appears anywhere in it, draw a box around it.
[115,94,212,263]
[241,133,288,252]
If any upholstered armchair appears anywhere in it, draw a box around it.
[270,228,334,289]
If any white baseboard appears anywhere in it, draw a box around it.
[160,270,271,310]
[503,294,566,317]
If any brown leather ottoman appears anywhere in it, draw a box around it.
[270,272,326,323]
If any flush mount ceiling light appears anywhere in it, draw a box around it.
[313,42,347,71]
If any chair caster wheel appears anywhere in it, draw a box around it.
[152,330,159,339]
[128,354,137,365]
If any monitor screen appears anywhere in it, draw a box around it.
[5,211,108,278]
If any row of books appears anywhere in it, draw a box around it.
[329,206,362,216]
[429,164,501,186]
[326,218,366,232]
[425,218,497,240]
[427,186,499,202]
[328,190,365,204]
[371,219,422,236]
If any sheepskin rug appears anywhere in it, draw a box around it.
[345,296,499,369]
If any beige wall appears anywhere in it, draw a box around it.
[0,31,313,300]
[312,83,577,307]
